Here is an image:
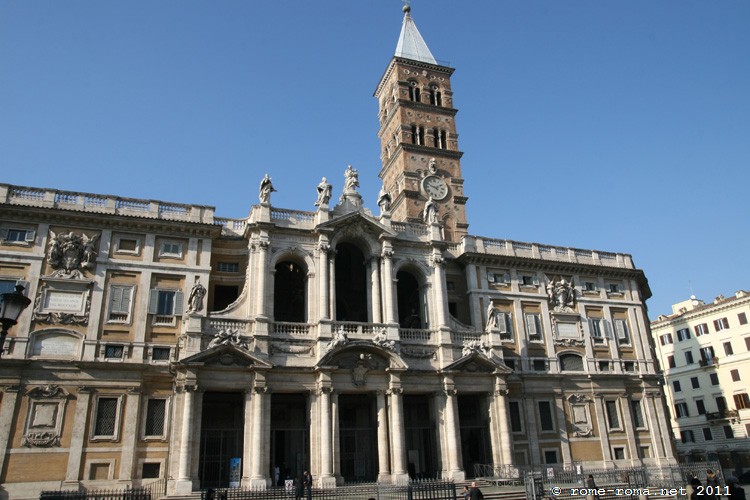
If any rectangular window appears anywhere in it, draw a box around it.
[590,318,603,341]
[716,396,727,412]
[700,346,715,364]
[598,360,611,372]
[724,342,734,356]
[673,380,682,392]
[0,227,35,243]
[583,281,597,292]
[525,313,542,341]
[685,351,694,365]
[216,262,239,273]
[538,401,554,431]
[614,319,630,344]
[104,344,124,360]
[608,283,622,294]
[532,359,547,372]
[107,285,134,323]
[713,318,729,332]
[520,274,539,287]
[114,237,140,255]
[148,289,184,324]
[691,377,700,389]
[496,312,514,339]
[710,373,719,385]
[731,369,740,382]
[746,337,750,351]
[660,333,673,345]
[674,402,689,418]
[724,425,734,439]
[680,430,695,443]
[151,347,171,361]
[696,399,706,415]
[142,463,161,479]
[159,241,183,258]
[694,323,709,336]
[93,397,119,438]
[543,450,559,464]
[631,400,645,428]
[702,428,713,441]
[508,401,523,433]
[613,447,626,460]
[487,271,510,285]
[734,393,750,410]
[605,400,620,430]
[677,328,691,341]
[504,358,515,370]
[668,356,676,369]
[739,312,748,325]
[144,399,167,438]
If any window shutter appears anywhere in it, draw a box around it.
[502,273,511,284]
[110,286,124,313]
[532,275,540,286]
[487,272,495,283]
[148,289,159,314]
[24,230,36,242]
[174,290,184,316]
[122,286,132,313]
[497,313,508,334]
[615,320,627,340]
[603,320,613,339]
[526,314,538,335]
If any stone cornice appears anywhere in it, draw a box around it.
[650,295,750,329]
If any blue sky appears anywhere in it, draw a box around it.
[1,1,749,317]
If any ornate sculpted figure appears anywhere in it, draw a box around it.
[462,339,490,357]
[377,186,392,213]
[47,231,99,278]
[547,277,576,312]
[186,279,207,315]
[372,327,397,352]
[485,302,499,332]
[342,165,359,194]
[325,326,349,352]
[315,177,333,206]
[207,329,247,349]
[428,157,438,174]
[259,173,276,204]
[423,196,438,224]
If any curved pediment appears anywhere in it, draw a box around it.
[317,341,407,370]
[179,344,273,369]
[442,352,511,374]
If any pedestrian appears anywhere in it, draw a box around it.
[295,473,304,500]
[728,477,746,500]
[689,472,702,500]
[463,485,471,500]
[303,470,313,500]
[469,481,484,500]
[705,469,720,500]
[586,474,600,500]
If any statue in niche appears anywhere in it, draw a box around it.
[485,302,499,332]
[259,173,276,204]
[342,165,359,194]
[315,177,332,206]
[47,231,99,278]
[377,185,392,214]
[546,277,576,312]
[423,196,438,224]
[186,278,207,315]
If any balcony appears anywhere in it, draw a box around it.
[698,356,719,367]
[705,409,739,422]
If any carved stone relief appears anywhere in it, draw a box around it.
[567,393,594,438]
[23,385,69,447]
[47,231,98,278]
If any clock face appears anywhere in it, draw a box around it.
[422,176,449,201]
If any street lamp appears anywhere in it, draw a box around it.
[0,284,32,358]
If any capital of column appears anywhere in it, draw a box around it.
[127,387,143,395]
[318,242,331,253]
[176,383,198,393]
[387,387,403,396]
[382,249,394,259]
[77,386,94,394]
[318,386,333,396]
[0,384,21,393]
[444,388,458,397]
[254,386,269,395]
[431,255,445,268]
[494,389,509,397]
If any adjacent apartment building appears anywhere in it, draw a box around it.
[0,5,675,498]
[651,291,750,474]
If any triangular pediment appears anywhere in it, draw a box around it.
[179,344,273,369]
[442,352,511,374]
[318,211,396,239]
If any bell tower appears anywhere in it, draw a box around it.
[374,4,468,242]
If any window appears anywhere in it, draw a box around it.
[631,400,645,428]
[107,285,134,323]
[538,401,554,431]
[605,400,621,430]
[487,271,510,285]
[508,401,523,432]
[623,361,636,372]
[114,237,140,255]
[739,312,748,325]
[148,289,184,324]
[723,342,734,356]
[696,399,706,415]
[700,346,715,364]
[494,312,514,339]
[543,450,558,464]
[731,369,741,382]
[408,81,420,102]
[694,323,709,336]
[660,333,673,345]
[216,262,239,273]
[702,428,713,441]
[639,446,651,459]
[159,241,183,258]
[598,360,611,372]
[142,463,161,479]
[713,318,729,332]
[685,351,694,365]
[677,328,691,341]
[429,87,442,106]
[716,396,727,412]
[733,393,750,410]
[103,344,124,360]
[710,373,719,385]
[691,377,700,389]
[0,227,35,244]
[673,380,682,392]
[613,447,626,460]
[504,358,515,370]
[520,274,539,287]
[532,359,547,371]
[746,337,750,352]
[723,425,734,439]
[667,356,676,368]
[607,283,622,294]
[144,399,167,438]
[614,319,630,344]
[151,347,171,361]
[92,396,120,439]
[559,353,584,371]
[590,318,604,342]
[680,430,695,443]
[583,281,598,292]
[674,402,689,418]
[525,313,542,341]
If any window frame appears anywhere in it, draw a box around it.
[141,397,170,441]
[90,394,124,441]
[158,241,184,259]
[0,227,36,246]
[537,400,555,432]
[613,318,630,345]
[113,235,142,256]
[106,284,135,324]
[525,313,543,342]
[148,288,184,325]
[605,400,622,431]
[677,328,691,341]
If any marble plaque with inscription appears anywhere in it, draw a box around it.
[43,291,84,312]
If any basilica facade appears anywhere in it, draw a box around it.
[0,6,673,499]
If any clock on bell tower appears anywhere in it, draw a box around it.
[374,4,468,242]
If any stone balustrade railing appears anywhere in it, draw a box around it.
[331,321,387,336]
[0,184,216,224]
[271,322,313,337]
[399,328,433,342]
[206,318,253,335]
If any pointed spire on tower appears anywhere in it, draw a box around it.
[394,1,437,65]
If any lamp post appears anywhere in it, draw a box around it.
[0,284,32,359]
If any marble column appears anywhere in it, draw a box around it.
[255,241,270,318]
[370,257,382,324]
[65,387,93,487]
[554,392,572,466]
[174,385,196,494]
[523,397,541,465]
[620,395,639,465]
[329,252,336,320]
[594,395,613,464]
[0,385,20,480]
[443,388,464,480]
[381,247,396,324]
[332,391,340,480]
[318,387,336,487]
[494,389,513,466]
[250,387,268,487]
[376,390,391,481]
[318,240,330,320]
[118,388,142,482]
[389,388,408,482]
[431,252,449,328]
[241,389,254,486]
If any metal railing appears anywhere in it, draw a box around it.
[40,487,153,499]
[200,479,457,499]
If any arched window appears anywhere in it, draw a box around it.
[397,270,423,328]
[335,243,368,322]
[429,87,442,106]
[408,81,421,102]
[559,353,584,372]
[274,260,307,322]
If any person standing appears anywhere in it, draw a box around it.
[469,481,484,500]
[303,470,313,500]
[705,469,720,500]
